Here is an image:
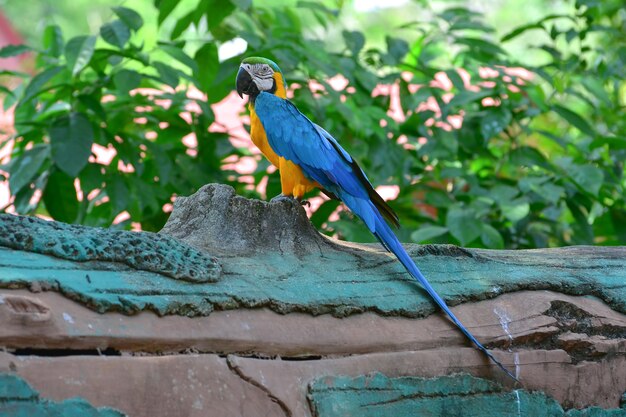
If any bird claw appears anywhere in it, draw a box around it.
[270,194,296,203]
[270,194,310,207]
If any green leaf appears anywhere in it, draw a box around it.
[310,199,341,228]
[501,198,530,223]
[65,35,97,76]
[78,163,104,193]
[449,20,494,32]
[194,43,219,93]
[113,6,144,31]
[343,30,365,55]
[570,164,603,197]
[510,146,552,170]
[113,69,142,94]
[590,136,626,150]
[205,0,235,30]
[153,62,179,88]
[490,184,519,202]
[35,101,72,122]
[171,11,195,39]
[445,69,465,90]
[158,0,180,25]
[539,182,564,205]
[501,23,543,42]
[411,226,449,243]
[446,204,482,246]
[0,69,29,78]
[440,6,479,20]
[0,44,30,58]
[160,44,199,73]
[297,0,338,17]
[229,0,251,9]
[481,224,504,249]
[386,36,409,62]
[20,66,64,103]
[78,94,106,120]
[13,177,40,213]
[455,37,505,56]
[480,109,512,140]
[49,112,94,177]
[43,169,79,223]
[526,84,549,111]
[0,85,13,97]
[100,20,131,49]
[8,145,50,195]
[43,24,64,57]
[610,210,626,243]
[107,174,129,213]
[552,104,595,137]
[447,90,492,108]
[566,200,594,244]
[581,78,611,106]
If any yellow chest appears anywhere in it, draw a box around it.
[250,108,281,168]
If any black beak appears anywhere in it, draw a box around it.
[236,67,258,99]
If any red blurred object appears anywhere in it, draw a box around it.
[0,9,27,71]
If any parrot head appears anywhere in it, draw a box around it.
[236,56,287,100]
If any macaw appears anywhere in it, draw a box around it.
[236,56,516,380]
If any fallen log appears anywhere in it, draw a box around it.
[0,184,624,416]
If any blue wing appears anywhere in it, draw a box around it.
[254,92,398,229]
[253,92,516,380]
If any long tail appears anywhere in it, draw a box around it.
[368,206,518,381]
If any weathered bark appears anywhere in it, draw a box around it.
[0,184,624,417]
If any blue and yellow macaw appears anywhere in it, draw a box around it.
[236,56,516,380]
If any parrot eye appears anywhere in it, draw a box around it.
[256,64,272,76]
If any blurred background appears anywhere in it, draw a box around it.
[0,0,624,249]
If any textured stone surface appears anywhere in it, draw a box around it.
[0,354,285,417]
[308,373,626,417]
[0,374,37,401]
[0,289,624,415]
[0,213,221,283]
[0,289,623,369]
[1,349,623,417]
[160,183,334,256]
[0,183,625,416]
[227,347,626,416]
[0,373,126,417]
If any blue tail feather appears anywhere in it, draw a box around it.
[370,208,518,381]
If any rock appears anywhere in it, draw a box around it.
[160,183,334,257]
[0,289,624,415]
[0,373,126,417]
[307,373,626,417]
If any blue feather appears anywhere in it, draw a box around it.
[253,91,517,380]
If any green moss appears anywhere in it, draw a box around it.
[0,374,126,416]
[1,242,624,318]
[0,214,220,283]
[308,374,626,417]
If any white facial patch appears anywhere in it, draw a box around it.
[254,77,274,91]
[242,63,275,92]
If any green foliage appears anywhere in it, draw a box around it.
[1,0,624,247]
[1,5,245,229]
